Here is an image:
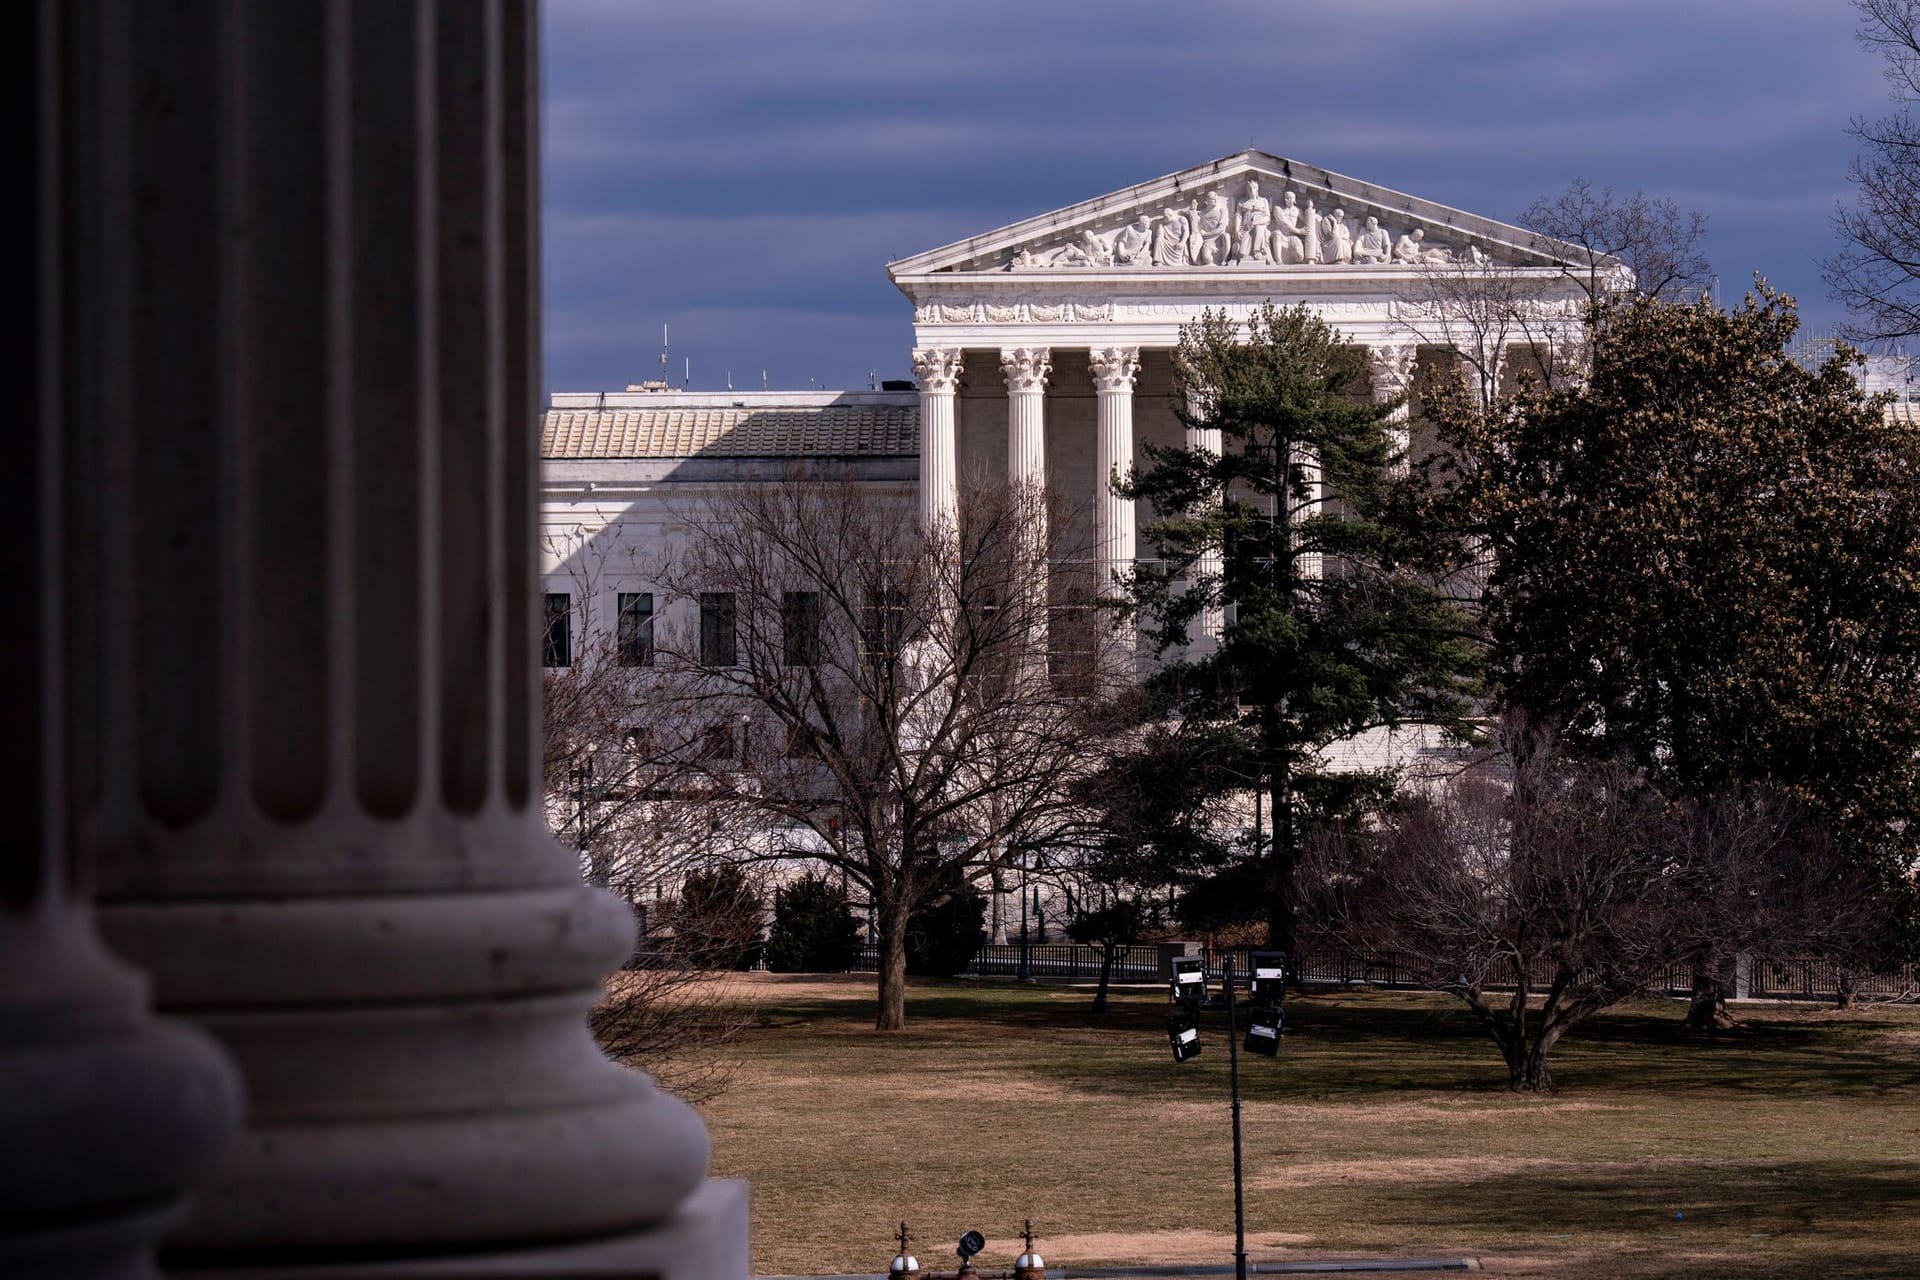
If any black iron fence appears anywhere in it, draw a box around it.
[842,941,1914,1003]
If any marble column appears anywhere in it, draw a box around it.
[912,347,963,535]
[1002,348,1053,664]
[1089,347,1140,594]
[1184,387,1226,645]
[1002,347,1053,494]
[3,11,244,1273]
[1367,343,1419,475]
[62,3,741,1273]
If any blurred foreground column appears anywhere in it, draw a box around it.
[56,1,744,1273]
[1,12,243,1276]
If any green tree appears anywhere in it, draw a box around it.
[1121,304,1479,953]
[764,872,863,974]
[1430,287,1920,1027]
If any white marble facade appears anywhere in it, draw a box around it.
[885,149,1600,622]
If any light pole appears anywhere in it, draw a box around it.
[1165,950,1287,1280]
[1017,844,1032,981]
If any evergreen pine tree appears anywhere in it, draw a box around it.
[1121,303,1479,952]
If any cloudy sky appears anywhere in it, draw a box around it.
[543,0,1887,395]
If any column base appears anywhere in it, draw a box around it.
[167,1178,750,1280]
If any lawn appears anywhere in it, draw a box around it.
[680,973,1920,1279]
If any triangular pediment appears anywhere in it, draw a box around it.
[888,150,1600,281]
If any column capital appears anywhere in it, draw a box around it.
[911,346,963,393]
[1366,342,1419,398]
[999,346,1053,394]
[1088,346,1141,393]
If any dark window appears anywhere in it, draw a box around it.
[700,722,737,761]
[542,593,572,667]
[782,591,821,667]
[700,592,737,667]
[861,585,909,663]
[617,592,655,667]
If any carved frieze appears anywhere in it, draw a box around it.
[993,175,1499,274]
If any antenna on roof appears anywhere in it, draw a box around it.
[762,370,768,390]
[726,370,733,391]
[684,356,690,390]
[660,323,668,380]
[869,370,876,390]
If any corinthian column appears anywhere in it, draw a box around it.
[1001,347,1053,493]
[1185,387,1226,645]
[1089,347,1141,593]
[63,3,740,1273]
[1367,343,1419,475]
[1002,347,1053,669]
[912,346,963,535]
[4,13,243,1272]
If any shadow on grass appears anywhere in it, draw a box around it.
[1352,1161,1920,1280]
[734,979,1920,1100]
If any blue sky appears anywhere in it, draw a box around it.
[543,0,1885,394]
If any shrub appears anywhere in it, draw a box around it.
[677,863,764,971]
[764,873,863,973]
[905,883,986,978]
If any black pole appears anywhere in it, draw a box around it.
[1225,954,1247,1280]
[1018,849,1032,981]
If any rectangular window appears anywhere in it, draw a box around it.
[861,585,908,663]
[542,593,572,668]
[700,592,737,667]
[782,591,822,667]
[616,592,655,667]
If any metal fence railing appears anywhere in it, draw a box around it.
[842,941,1913,1003]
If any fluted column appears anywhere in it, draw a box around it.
[1367,343,1418,476]
[3,11,243,1273]
[1002,348,1053,667]
[1184,386,1226,645]
[912,346,963,536]
[64,3,740,1273]
[1002,347,1053,493]
[1089,347,1140,594]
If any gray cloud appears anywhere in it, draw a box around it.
[543,0,1892,392]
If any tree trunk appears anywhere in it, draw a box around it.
[874,912,909,1032]
[1681,962,1732,1034]
[1266,765,1297,956]
[1091,943,1116,1016]
[1512,1045,1554,1092]
[1835,968,1858,1011]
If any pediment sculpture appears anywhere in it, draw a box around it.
[1003,178,1490,272]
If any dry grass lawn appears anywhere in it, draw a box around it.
[669,973,1920,1278]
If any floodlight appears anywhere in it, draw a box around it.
[1166,1009,1202,1063]
[1170,956,1208,1008]
[956,1230,986,1264]
[1243,1002,1284,1057]
[1250,950,1288,1003]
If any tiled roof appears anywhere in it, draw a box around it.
[541,405,918,459]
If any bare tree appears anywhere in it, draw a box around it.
[1827,0,1920,342]
[655,470,1122,1031]
[1521,179,1712,312]
[1312,721,1683,1092]
[541,531,761,1100]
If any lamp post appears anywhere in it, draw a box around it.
[1165,950,1287,1280]
[1017,844,1032,981]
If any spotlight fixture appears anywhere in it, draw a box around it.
[1249,951,1288,1004]
[1166,1007,1202,1062]
[1242,1002,1284,1057]
[1170,956,1208,1008]
[956,1230,986,1265]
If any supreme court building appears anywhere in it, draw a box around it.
[540,149,1599,673]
